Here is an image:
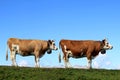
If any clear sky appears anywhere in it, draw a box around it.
[0,0,120,69]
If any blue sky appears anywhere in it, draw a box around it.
[0,0,120,69]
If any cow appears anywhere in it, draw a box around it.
[6,38,58,67]
[59,39,113,69]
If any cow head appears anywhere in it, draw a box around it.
[47,40,58,54]
[101,39,113,54]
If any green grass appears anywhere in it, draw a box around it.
[0,66,120,80]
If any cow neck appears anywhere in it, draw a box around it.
[47,41,52,54]
[100,41,104,50]
[47,41,50,49]
[43,41,49,50]
[42,41,50,51]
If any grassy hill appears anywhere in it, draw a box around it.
[0,66,120,80]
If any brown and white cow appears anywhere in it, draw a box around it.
[59,39,113,69]
[6,38,58,67]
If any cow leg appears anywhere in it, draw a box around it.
[87,52,92,69]
[87,59,92,69]
[63,55,72,68]
[35,56,40,67]
[63,56,68,68]
[10,51,17,66]
[67,60,72,68]
[34,50,40,67]
[65,49,73,68]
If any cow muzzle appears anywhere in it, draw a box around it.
[110,46,113,49]
[54,47,58,50]
[51,46,58,50]
[103,45,113,50]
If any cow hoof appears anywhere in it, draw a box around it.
[87,67,92,69]
[35,65,40,68]
[11,65,18,67]
[69,66,73,68]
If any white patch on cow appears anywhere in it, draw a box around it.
[12,44,19,53]
[64,45,73,57]
[64,45,67,50]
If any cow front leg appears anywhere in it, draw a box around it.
[35,56,40,67]
[34,50,40,67]
[67,60,72,68]
[87,52,92,69]
[10,51,17,66]
[63,56,72,68]
[63,56,68,68]
[87,59,92,69]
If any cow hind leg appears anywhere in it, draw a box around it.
[10,51,17,66]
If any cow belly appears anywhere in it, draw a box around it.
[17,51,34,56]
[68,52,87,58]
[71,55,86,58]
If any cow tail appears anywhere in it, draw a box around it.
[6,44,8,61]
[59,51,61,63]
[58,42,61,63]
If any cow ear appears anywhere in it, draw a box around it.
[102,39,106,44]
[49,39,55,42]
[48,40,51,42]
[48,40,52,44]
[102,38,108,43]
[52,39,55,42]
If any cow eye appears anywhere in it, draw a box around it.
[106,43,109,47]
